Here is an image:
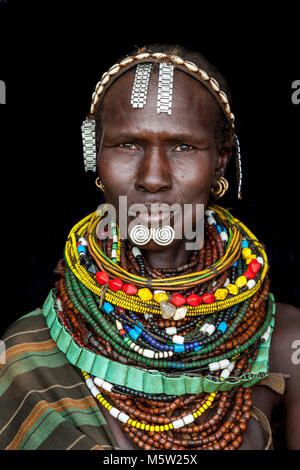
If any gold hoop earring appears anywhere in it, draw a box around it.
[211,176,229,199]
[95,177,105,192]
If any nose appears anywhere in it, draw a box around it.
[135,146,172,193]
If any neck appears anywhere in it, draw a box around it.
[141,238,193,269]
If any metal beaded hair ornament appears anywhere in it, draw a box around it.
[81,51,242,199]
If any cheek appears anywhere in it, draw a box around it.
[174,154,216,200]
[175,157,215,234]
[98,151,136,193]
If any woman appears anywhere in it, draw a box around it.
[0,44,299,451]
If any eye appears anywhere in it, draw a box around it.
[119,142,139,150]
[174,144,195,152]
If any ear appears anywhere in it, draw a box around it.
[212,146,232,185]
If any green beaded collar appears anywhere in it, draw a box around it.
[42,289,275,395]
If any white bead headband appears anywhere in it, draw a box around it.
[81,51,242,198]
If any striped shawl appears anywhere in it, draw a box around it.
[0,308,119,450]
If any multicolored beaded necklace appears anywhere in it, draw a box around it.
[44,204,275,450]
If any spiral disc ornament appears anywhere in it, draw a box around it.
[129,224,152,246]
[153,225,175,246]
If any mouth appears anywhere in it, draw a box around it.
[129,202,180,227]
[137,211,172,225]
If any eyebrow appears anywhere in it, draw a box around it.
[103,130,210,146]
[163,133,210,145]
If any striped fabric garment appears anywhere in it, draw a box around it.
[0,307,119,450]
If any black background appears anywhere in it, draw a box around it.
[0,2,299,336]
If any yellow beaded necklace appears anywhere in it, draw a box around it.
[64,205,268,317]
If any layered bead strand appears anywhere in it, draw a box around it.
[51,204,273,450]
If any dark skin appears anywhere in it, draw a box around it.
[97,67,300,450]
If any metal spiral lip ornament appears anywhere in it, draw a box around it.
[129,224,175,246]
[153,225,175,246]
[129,224,152,246]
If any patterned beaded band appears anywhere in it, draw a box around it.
[157,63,174,115]
[81,120,96,172]
[42,288,275,395]
[82,51,236,174]
[130,63,152,109]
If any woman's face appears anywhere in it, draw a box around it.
[97,67,229,249]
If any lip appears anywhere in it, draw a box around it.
[137,211,173,224]
[129,202,180,227]
[128,201,178,227]
[132,202,173,214]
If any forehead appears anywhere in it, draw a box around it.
[100,66,219,136]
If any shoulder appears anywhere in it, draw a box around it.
[1,307,53,353]
[0,305,109,450]
[0,306,65,387]
[269,301,300,407]
[270,302,300,368]
[269,302,300,449]
[269,301,300,372]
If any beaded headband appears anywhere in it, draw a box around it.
[81,51,242,198]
